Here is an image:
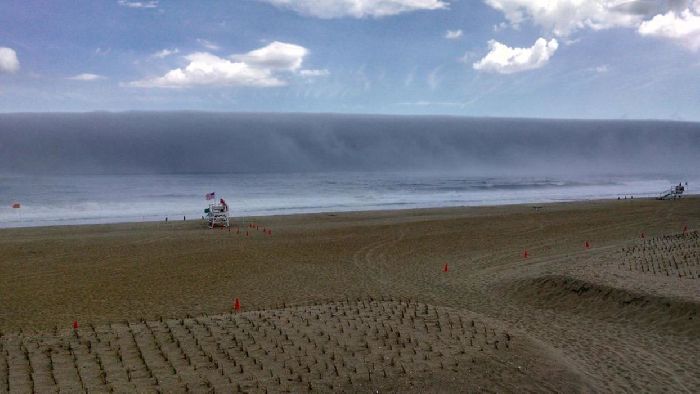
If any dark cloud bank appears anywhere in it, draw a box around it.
[0,112,698,176]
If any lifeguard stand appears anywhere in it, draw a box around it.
[658,183,686,200]
[204,198,230,228]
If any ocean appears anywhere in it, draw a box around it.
[1,112,698,228]
[0,172,693,228]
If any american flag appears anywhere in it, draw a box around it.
[205,192,215,200]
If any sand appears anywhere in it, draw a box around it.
[1,197,698,392]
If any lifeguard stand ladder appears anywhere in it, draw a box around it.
[205,202,230,228]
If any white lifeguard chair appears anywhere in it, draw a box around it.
[204,198,230,228]
[658,183,686,200]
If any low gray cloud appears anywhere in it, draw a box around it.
[0,112,698,177]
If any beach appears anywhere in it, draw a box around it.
[1,197,698,392]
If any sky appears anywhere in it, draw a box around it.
[0,0,699,120]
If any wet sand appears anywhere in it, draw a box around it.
[1,197,698,392]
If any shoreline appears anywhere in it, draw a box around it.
[2,194,694,231]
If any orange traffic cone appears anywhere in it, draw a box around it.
[73,320,79,329]
[584,241,590,249]
[523,250,529,259]
[234,298,241,312]
[442,263,448,272]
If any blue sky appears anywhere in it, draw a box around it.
[1,0,699,120]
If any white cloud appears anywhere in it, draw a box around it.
[67,73,106,81]
[473,37,559,74]
[117,0,158,8]
[483,0,645,36]
[232,41,308,71]
[128,53,284,88]
[638,7,700,50]
[127,41,312,88]
[260,0,448,18]
[483,0,700,51]
[151,48,179,59]
[197,39,220,51]
[445,29,463,39]
[299,68,330,77]
[0,47,19,73]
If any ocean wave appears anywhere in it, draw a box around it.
[0,172,693,228]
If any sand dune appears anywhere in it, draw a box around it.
[1,197,699,391]
[504,275,699,335]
